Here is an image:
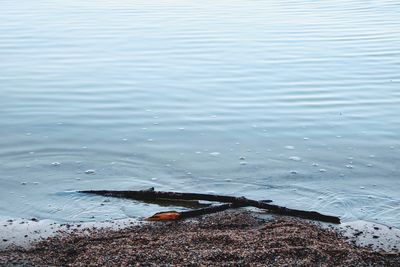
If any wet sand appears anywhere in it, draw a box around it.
[1,211,399,266]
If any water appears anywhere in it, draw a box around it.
[1,0,399,227]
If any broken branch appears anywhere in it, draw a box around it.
[145,204,237,221]
[79,189,272,204]
[79,189,340,224]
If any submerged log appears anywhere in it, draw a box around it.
[79,189,272,204]
[145,203,238,221]
[79,189,340,224]
[139,199,211,209]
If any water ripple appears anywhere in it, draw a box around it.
[0,0,399,226]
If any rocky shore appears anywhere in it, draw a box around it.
[1,211,399,266]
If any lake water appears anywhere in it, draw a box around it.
[1,0,399,227]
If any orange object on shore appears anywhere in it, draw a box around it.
[145,211,181,221]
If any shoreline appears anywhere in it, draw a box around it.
[0,217,141,251]
[1,211,399,266]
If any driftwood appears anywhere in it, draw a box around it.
[146,203,239,221]
[79,189,272,204]
[138,199,212,209]
[79,189,340,224]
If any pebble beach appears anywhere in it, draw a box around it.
[1,211,399,266]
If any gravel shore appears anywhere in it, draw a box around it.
[1,211,399,266]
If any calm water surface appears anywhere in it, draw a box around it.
[1,0,399,226]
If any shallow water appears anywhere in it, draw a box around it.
[0,0,399,226]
